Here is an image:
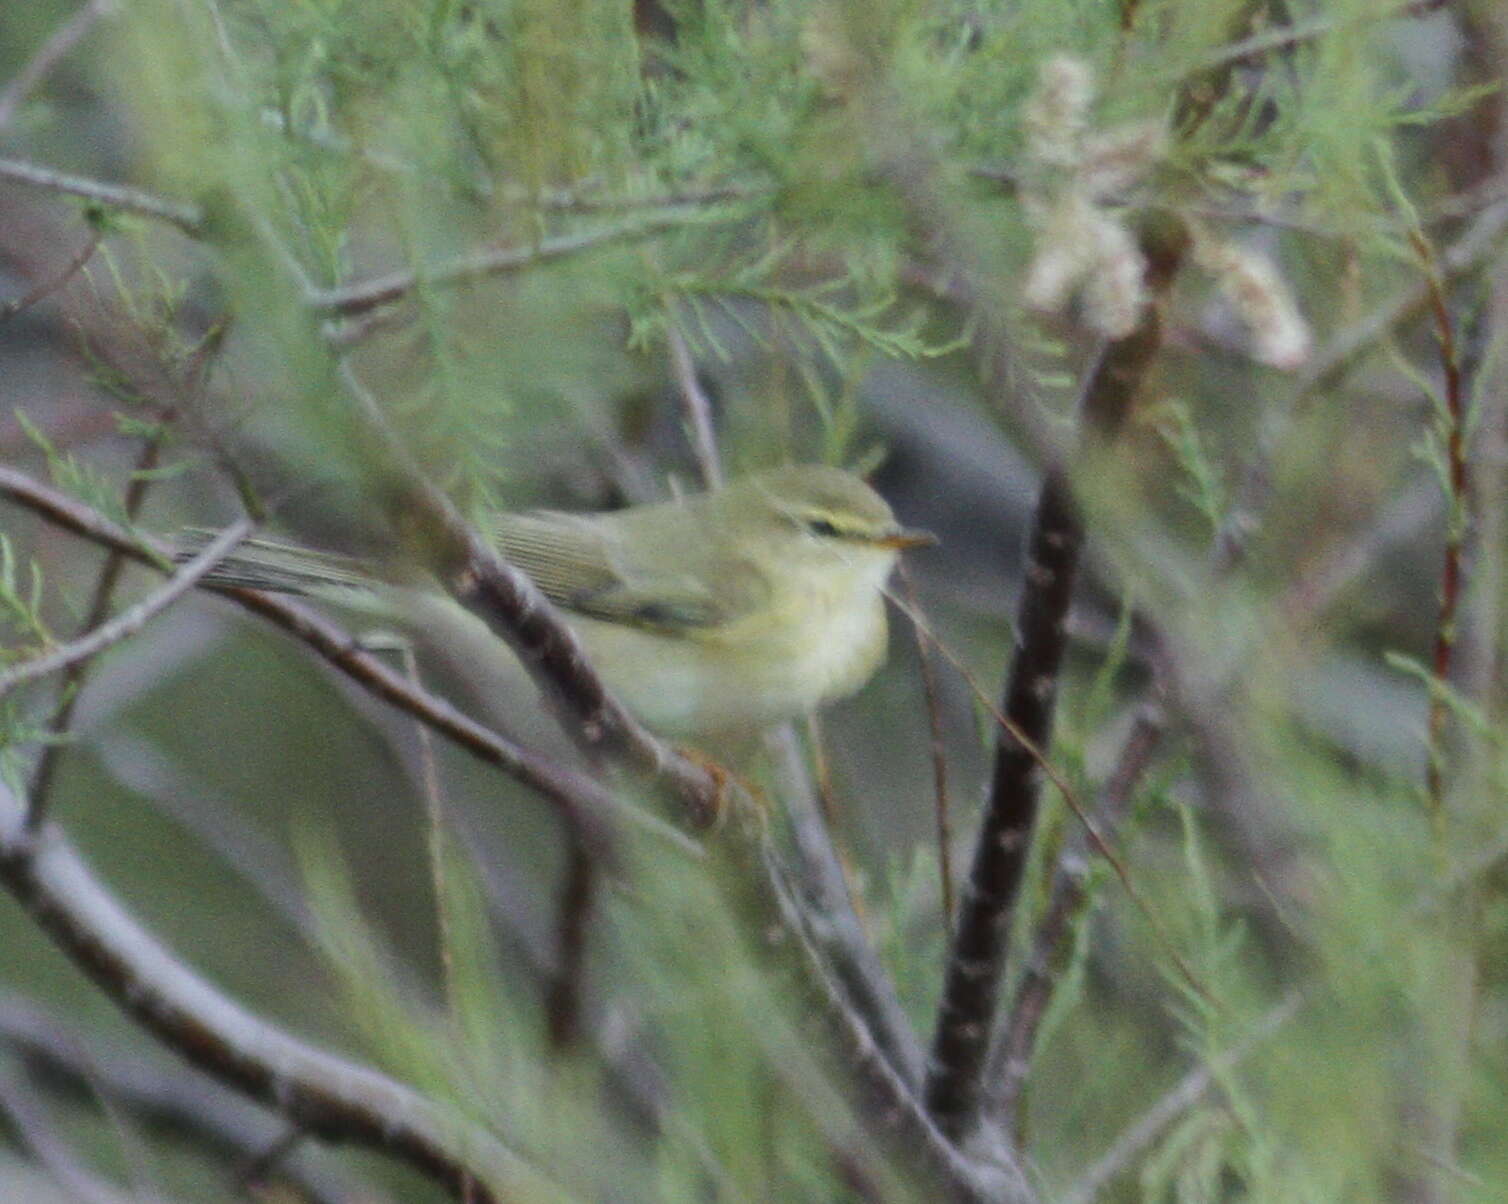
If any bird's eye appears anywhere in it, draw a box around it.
[805,517,842,539]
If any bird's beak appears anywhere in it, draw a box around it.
[875,526,938,550]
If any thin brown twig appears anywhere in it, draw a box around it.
[1411,229,1470,818]
[666,321,724,488]
[0,0,115,128]
[0,231,103,322]
[888,589,1210,1010]
[898,559,954,931]
[28,426,169,823]
[307,210,737,317]
[1214,198,1508,571]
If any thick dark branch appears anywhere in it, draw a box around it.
[985,708,1165,1135]
[0,785,556,1204]
[925,219,1184,1142]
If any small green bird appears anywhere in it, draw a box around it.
[192,465,934,736]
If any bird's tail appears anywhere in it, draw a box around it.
[173,531,379,601]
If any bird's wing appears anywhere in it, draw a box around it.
[495,509,759,632]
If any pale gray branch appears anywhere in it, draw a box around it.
[0,782,564,1204]
[0,518,254,703]
[0,156,204,233]
[307,212,729,316]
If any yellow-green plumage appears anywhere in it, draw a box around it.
[190,465,931,736]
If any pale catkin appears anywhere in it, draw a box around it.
[1201,241,1312,369]
[1020,55,1157,339]
[1025,56,1094,169]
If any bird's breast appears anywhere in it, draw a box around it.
[574,556,894,736]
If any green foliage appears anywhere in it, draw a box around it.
[1145,398,1228,539]
[6,0,1508,1200]
[0,535,51,660]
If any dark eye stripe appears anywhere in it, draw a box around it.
[805,518,842,538]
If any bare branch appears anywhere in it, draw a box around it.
[0,464,688,855]
[666,321,724,488]
[898,560,955,931]
[924,218,1186,1143]
[0,231,103,322]
[1060,991,1303,1204]
[0,783,563,1204]
[0,996,380,1204]
[307,211,733,317]
[0,156,204,233]
[0,518,253,705]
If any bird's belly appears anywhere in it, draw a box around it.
[575,599,888,737]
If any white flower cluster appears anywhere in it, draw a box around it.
[1194,235,1313,369]
[1019,55,1311,368]
[1021,56,1164,339]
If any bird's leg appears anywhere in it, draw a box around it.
[674,743,773,830]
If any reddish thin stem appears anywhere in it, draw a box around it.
[899,559,954,931]
[28,428,166,823]
[0,232,102,322]
[1412,229,1469,817]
